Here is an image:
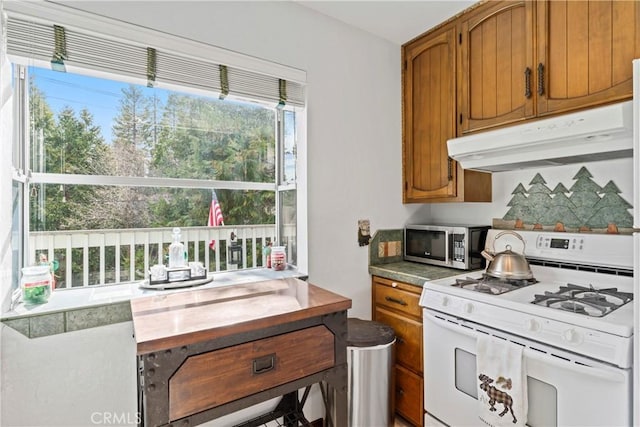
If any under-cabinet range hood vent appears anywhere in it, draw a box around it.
[447,101,633,172]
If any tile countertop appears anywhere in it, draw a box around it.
[1,267,306,338]
[369,261,466,287]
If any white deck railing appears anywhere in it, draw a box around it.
[29,225,278,288]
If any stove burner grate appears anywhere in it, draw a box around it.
[452,274,537,295]
[532,283,633,317]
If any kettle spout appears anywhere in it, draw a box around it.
[481,250,494,262]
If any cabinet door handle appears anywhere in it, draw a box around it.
[447,157,453,181]
[385,296,408,306]
[524,67,532,98]
[252,353,276,375]
[397,336,406,345]
[537,63,545,95]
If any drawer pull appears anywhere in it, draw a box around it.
[252,353,276,375]
[385,296,408,306]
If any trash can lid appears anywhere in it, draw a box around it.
[347,318,396,347]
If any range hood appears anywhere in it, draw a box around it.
[447,101,633,172]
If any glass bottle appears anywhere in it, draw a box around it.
[169,227,186,269]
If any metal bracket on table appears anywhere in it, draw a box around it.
[232,387,313,427]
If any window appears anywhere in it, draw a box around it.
[5,3,306,290]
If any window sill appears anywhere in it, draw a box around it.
[1,267,306,338]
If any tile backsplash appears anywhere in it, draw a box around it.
[496,166,633,233]
[425,158,633,234]
[369,229,403,265]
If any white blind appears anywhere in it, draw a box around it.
[5,15,305,107]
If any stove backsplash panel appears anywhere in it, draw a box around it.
[414,158,633,235]
[495,166,633,234]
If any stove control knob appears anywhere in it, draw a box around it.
[563,328,582,344]
[463,303,474,314]
[441,296,450,307]
[525,319,540,331]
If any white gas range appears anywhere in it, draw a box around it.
[419,229,634,427]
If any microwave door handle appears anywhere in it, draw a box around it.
[523,348,627,383]
[444,230,450,265]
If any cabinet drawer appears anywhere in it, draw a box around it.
[168,326,335,420]
[374,279,421,318]
[396,364,424,427]
[375,307,422,373]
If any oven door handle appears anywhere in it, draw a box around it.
[423,310,628,384]
[523,348,628,383]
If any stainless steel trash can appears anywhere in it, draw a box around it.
[347,318,396,427]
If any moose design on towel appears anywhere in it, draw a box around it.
[479,374,517,424]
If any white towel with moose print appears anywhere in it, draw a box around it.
[477,335,527,427]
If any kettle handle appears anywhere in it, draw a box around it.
[492,230,526,254]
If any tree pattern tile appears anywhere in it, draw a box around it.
[501,166,633,232]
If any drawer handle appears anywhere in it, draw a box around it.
[252,353,276,375]
[385,296,408,306]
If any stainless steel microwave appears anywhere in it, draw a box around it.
[404,224,490,270]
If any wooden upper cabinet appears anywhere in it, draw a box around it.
[402,25,492,203]
[458,1,534,134]
[537,0,640,116]
[403,27,457,201]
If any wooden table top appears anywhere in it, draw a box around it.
[130,278,352,354]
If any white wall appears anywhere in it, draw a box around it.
[1,322,138,427]
[1,1,422,425]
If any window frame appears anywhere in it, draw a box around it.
[4,2,307,295]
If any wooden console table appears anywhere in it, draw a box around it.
[131,278,351,427]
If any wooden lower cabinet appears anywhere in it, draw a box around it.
[396,365,424,427]
[374,307,422,373]
[372,276,424,426]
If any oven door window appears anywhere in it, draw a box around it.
[454,348,558,427]
[455,349,477,398]
[406,229,447,261]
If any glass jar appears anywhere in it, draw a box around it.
[271,246,287,271]
[21,265,52,304]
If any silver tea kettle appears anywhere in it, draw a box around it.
[481,231,534,280]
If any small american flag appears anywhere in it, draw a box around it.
[208,190,224,250]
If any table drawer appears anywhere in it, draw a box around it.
[374,279,421,318]
[396,364,423,427]
[375,307,422,373]
[168,325,335,420]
